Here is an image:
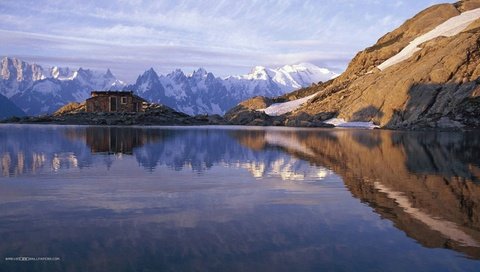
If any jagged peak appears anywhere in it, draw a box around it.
[136,68,160,84]
[1,56,10,63]
[75,67,91,79]
[143,67,159,77]
[193,68,207,77]
[105,68,114,78]
[172,68,185,75]
[2,57,26,67]
[166,69,186,80]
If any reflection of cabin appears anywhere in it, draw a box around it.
[86,91,147,113]
[86,127,144,155]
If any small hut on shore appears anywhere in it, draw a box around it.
[86,91,147,113]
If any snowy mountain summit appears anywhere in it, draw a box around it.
[229,63,337,91]
[0,57,125,115]
[127,63,337,115]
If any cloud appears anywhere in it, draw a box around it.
[0,0,451,81]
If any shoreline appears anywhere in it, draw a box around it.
[1,119,476,132]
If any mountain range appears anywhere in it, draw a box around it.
[227,0,480,129]
[0,57,124,116]
[0,57,337,117]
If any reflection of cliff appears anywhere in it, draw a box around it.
[233,129,480,258]
[131,129,320,180]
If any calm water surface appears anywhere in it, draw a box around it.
[0,124,479,271]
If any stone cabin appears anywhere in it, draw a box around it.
[86,91,147,113]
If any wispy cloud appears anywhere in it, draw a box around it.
[0,0,451,81]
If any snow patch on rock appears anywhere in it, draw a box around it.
[324,118,379,129]
[378,8,480,71]
[263,92,318,116]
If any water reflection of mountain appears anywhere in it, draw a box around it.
[235,129,480,258]
[1,125,480,260]
[0,126,93,176]
[132,128,328,181]
[0,126,324,180]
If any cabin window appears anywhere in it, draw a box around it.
[121,97,127,104]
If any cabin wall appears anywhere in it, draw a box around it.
[86,94,145,113]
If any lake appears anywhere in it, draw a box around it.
[0,124,479,271]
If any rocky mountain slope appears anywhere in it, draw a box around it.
[226,0,480,129]
[0,93,25,120]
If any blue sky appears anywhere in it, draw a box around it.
[0,0,452,81]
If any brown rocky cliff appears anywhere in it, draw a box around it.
[342,3,461,78]
[227,0,480,129]
[292,0,480,129]
[232,129,480,258]
[311,1,480,128]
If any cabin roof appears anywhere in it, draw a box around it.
[87,91,147,102]
[90,91,134,95]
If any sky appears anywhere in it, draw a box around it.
[0,0,453,82]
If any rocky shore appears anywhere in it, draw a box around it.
[0,103,225,126]
[0,107,334,128]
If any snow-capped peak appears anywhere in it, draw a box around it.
[273,63,338,90]
[0,57,127,115]
[280,63,316,73]
[242,66,273,81]
[1,57,46,82]
[1,57,338,117]
[253,65,266,72]
[48,66,123,90]
[227,63,338,91]
[50,66,76,80]
[276,63,338,81]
